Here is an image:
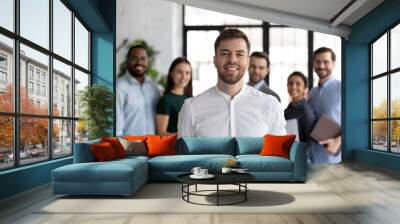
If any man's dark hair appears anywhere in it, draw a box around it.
[313,47,336,62]
[288,71,308,87]
[250,51,270,68]
[165,57,193,97]
[214,28,250,53]
[126,44,147,60]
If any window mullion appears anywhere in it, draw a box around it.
[14,0,20,167]
[49,0,54,160]
[71,11,76,154]
[388,30,391,152]
[308,31,313,89]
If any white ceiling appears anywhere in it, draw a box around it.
[165,0,384,38]
[225,0,352,23]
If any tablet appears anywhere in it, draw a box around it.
[310,114,341,142]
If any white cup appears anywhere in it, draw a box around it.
[221,167,232,174]
[191,167,202,176]
[200,169,208,176]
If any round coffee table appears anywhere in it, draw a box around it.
[177,172,255,206]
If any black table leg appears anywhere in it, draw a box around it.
[217,184,219,206]
[189,184,191,202]
[245,183,247,201]
[181,183,183,200]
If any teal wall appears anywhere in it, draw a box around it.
[0,158,72,199]
[344,0,400,171]
[0,0,116,200]
[91,0,116,136]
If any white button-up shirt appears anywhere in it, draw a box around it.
[177,85,286,137]
[116,74,160,136]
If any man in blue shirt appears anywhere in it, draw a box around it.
[308,47,341,164]
[116,45,160,136]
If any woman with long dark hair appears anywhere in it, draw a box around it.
[156,57,193,135]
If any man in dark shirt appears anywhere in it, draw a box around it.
[247,51,281,102]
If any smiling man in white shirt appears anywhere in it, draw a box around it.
[177,28,286,137]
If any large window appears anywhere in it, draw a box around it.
[0,0,91,171]
[269,27,308,106]
[183,6,342,106]
[371,23,400,154]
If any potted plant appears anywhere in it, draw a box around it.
[79,84,113,140]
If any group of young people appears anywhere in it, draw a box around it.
[116,28,341,164]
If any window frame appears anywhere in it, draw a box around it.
[0,0,92,171]
[369,20,400,154]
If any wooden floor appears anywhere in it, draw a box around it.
[1,161,400,224]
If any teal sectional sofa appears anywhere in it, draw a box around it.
[52,137,307,196]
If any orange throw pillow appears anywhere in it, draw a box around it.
[91,142,117,161]
[101,137,127,158]
[146,134,177,157]
[259,134,296,159]
[124,135,149,142]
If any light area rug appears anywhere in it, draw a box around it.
[38,183,362,214]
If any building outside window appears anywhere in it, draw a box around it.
[28,81,34,94]
[35,83,40,95]
[35,70,40,81]
[41,73,46,83]
[0,54,7,89]
[28,66,34,80]
[41,85,46,97]
[371,23,400,154]
[0,54,7,67]
[0,71,6,84]
[0,71,7,93]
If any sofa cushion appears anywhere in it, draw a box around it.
[91,142,118,161]
[52,158,147,183]
[124,135,149,142]
[236,155,293,172]
[235,137,263,155]
[101,137,127,158]
[74,139,100,163]
[260,134,296,159]
[115,155,150,163]
[148,154,235,172]
[147,134,177,157]
[118,138,147,156]
[177,137,236,155]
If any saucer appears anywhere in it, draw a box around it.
[190,174,215,179]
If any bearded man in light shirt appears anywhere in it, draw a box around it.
[116,45,161,136]
[178,28,286,137]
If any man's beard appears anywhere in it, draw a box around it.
[316,69,331,79]
[128,67,147,78]
[219,72,245,84]
[249,73,264,84]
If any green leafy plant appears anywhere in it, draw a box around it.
[79,84,113,140]
[118,39,167,88]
